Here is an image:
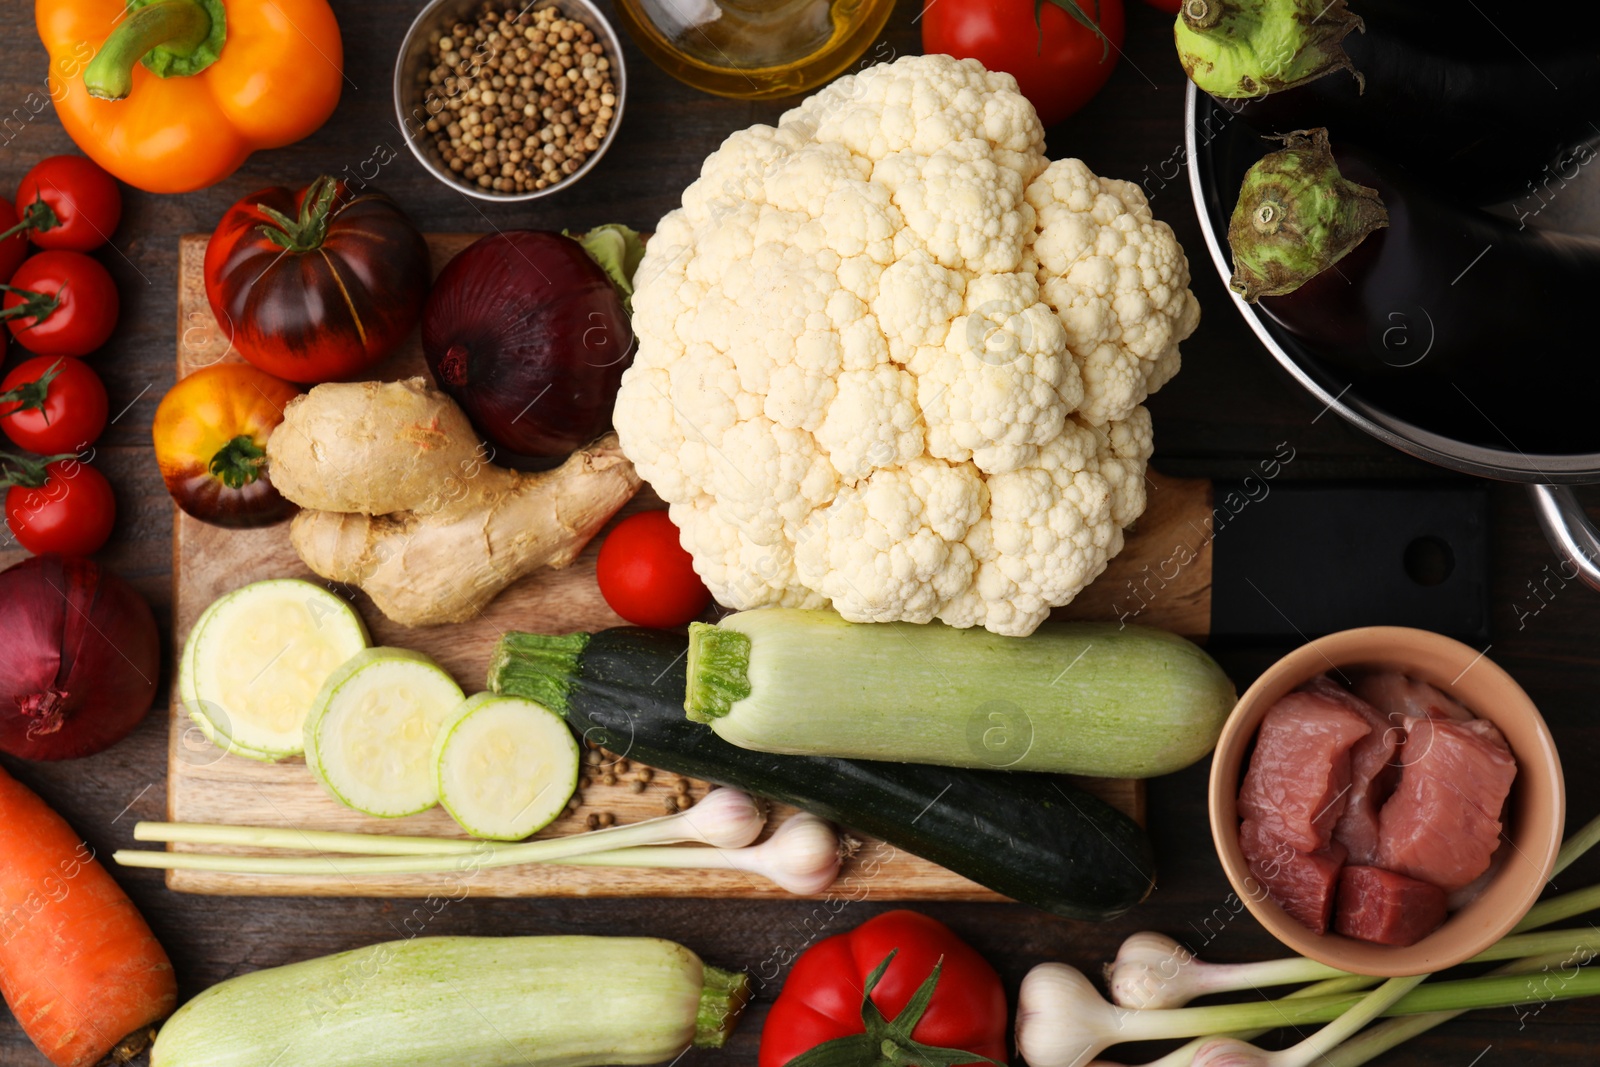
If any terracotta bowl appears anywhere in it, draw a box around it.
[1210,627,1565,976]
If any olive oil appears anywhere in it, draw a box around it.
[612,0,897,99]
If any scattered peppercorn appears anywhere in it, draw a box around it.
[630,779,646,793]
[417,2,616,194]
[601,772,617,786]
[636,767,653,783]
[674,794,692,811]
[673,779,689,796]
[597,811,616,828]
[585,813,600,830]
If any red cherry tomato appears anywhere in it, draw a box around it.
[0,199,28,283]
[0,356,108,454]
[1,251,120,357]
[4,457,116,557]
[14,156,122,252]
[922,0,1125,127]
[596,510,711,627]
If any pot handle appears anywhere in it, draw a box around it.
[1529,484,1600,592]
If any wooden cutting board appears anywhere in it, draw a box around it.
[166,233,1212,898]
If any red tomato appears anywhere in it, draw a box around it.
[2,251,120,357]
[760,910,1008,1067]
[922,0,1126,127]
[14,156,122,253]
[0,356,108,454]
[204,178,431,384]
[4,457,115,557]
[0,199,27,283]
[596,510,711,627]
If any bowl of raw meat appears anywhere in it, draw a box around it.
[1210,627,1564,976]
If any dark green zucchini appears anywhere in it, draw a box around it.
[488,627,1155,922]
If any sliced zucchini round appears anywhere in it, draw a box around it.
[305,648,466,818]
[178,593,276,763]
[432,693,581,840]
[184,580,369,760]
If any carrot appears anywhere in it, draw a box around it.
[0,766,176,1067]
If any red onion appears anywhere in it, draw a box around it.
[0,555,159,760]
[421,231,634,459]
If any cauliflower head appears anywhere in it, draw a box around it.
[614,54,1200,636]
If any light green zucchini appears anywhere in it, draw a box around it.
[685,609,1236,778]
[149,935,750,1067]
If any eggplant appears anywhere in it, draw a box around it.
[1228,129,1600,455]
[1177,0,1600,204]
[1350,0,1571,55]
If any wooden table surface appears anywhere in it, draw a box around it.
[3,2,1598,1064]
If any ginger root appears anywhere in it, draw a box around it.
[265,377,640,626]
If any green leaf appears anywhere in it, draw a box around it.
[1035,0,1110,61]
[570,224,646,313]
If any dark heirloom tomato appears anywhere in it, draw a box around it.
[203,176,430,384]
[760,910,1008,1067]
[152,363,302,529]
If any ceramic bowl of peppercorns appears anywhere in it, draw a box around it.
[395,0,627,201]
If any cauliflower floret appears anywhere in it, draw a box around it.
[614,54,1199,636]
[1029,158,1201,425]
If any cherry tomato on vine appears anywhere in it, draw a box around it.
[2,454,116,557]
[1,251,120,357]
[921,0,1125,128]
[12,156,123,252]
[0,199,27,283]
[0,356,108,455]
[596,510,711,627]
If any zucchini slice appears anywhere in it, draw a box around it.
[182,579,369,760]
[432,693,580,840]
[305,648,466,817]
[489,627,1157,922]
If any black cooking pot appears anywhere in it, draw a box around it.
[1185,85,1600,590]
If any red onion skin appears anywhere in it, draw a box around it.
[0,556,159,760]
[421,231,635,458]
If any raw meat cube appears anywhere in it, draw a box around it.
[1240,818,1347,934]
[1375,717,1518,891]
[1335,865,1449,946]
[1299,677,1402,865]
[1355,670,1474,723]
[1239,691,1371,852]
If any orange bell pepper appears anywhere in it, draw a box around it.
[37,0,343,193]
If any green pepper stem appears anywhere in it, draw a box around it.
[83,0,216,101]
